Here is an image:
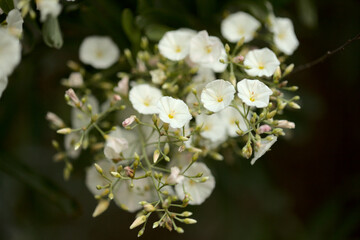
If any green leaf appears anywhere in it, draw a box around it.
[42,16,63,49]
[144,24,172,42]
[121,8,141,48]
[0,0,14,14]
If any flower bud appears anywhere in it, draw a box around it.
[267,110,277,119]
[122,115,136,127]
[289,102,301,109]
[110,171,121,178]
[56,128,72,134]
[143,203,156,212]
[180,211,193,217]
[46,112,65,128]
[65,88,82,107]
[225,43,230,54]
[114,76,129,96]
[183,218,197,224]
[277,120,295,129]
[152,221,159,229]
[92,199,110,217]
[283,63,294,76]
[209,152,223,161]
[257,124,272,134]
[176,227,184,234]
[273,66,281,83]
[153,149,160,163]
[124,166,134,178]
[130,215,147,229]
[94,163,103,174]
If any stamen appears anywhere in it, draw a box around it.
[205,45,213,53]
[175,46,181,53]
[217,96,223,102]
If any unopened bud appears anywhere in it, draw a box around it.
[209,152,223,161]
[122,115,136,127]
[94,163,103,174]
[257,124,272,134]
[130,215,147,229]
[124,166,134,178]
[225,43,230,54]
[57,128,72,134]
[163,143,170,155]
[283,63,294,76]
[267,110,277,119]
[153,149,160,163]
[277,120,295,129]
[65,88,82,107]
[183,218,197,224]
[143,203,156,212]
[289,102,301,109]
[176,227,184,234]
[180,211,193,217]
[152,221,159,229]
[110,171,121,178]
[92,199,110,217]
[273,66,281,83]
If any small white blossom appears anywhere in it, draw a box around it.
[201,48,228,73]
[244,48,280,77]
[196,113,227,142]
[150,69,166,85]
[189,30,222,64]
[251,135,277,165]
[157,96,192,128]
[166,167,184,185]
[237,79,273,108]
[104,130,129,160]
[220,106,248,137]
[36,0,62,22]
[158,29,196,61]
[79,36,120,69]
[0,29,21,78]
[175,162,215,205]
[221,11,261,43]
[129,84,162,114]
[0,76,8,98]
[272,17,299,55]
[113,174,157,212]
[6,9,23,37]
[201,79,235,112]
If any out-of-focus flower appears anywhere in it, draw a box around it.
[158,29,196,61]
[166,167,184,185]
[129,84,162,114]
[189,30,222,64]
[192,67,215,84]
[104,133,129,160]
[201,79,235,112]
[46,112,65,128]
[220,106,248,137]
[114,76,129,96]
[36,0,62,22]
[85,159,115,195]
[272,18,299,55]
[0,29,21,78]
[0,76,8,98]
[79,36,120,69]
[6,9,23,37]
[157,96,192,128]
[196,113,227,142]
[244,48,280,77]
[67,72,84,87]
[150,69,166,85]
[251,135,277,165]
[221,11,260,43]
[175,162,215,205]
[237,79,273,108]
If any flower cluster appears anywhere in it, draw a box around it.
[47,7,300,237]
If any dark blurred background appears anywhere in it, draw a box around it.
[0,0,359,239]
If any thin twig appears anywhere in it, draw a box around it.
[291,32,360,75]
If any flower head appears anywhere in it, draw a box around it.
[36,0,62,22]
[79,36,120,69]
[244,48,280,77]
[0,29,21,78]
[196,113,227,142]
[237,79,273,108]
[175,162,215,205]
[129,84,163,114]
[221,11,260,43]
[150,69,166,85]
[251,135,277,165]
[201,79,235,112]
[272,17,299,55]
[157,96,192,128]
[189,30,222,64]
[158,29,196,61]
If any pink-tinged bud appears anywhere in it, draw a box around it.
[233,55,244,63]
[277,120,295,129]
[65,88,82,107]
[258,124,272,134]
[122,115,136,127]
[124,166,134,178]
[46,112,65,128]
[113,94,121,102]
[114,76,129,96]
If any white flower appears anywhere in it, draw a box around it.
[244,48,280,77]
[157,96,192,128]
[85,159,115,195]
[175,162,215,205]
[221,11,261,43]
[272,17,299,55]
[0,29,21,78]
[113,173,156,212]
[67,72,84,87]
[36,0,62,22]
[79,36,120,69]
[64,132,81,159]
[251,135,277,165]
[196,113,227,142]
[237,79,273,108]
[201,79,235,112]
[0,76,8,98]
[201,48,228,73]
[6,9,23,37]
[166,167,184,185]
[158,29,196,61]
[220,106,249,137]
[104,136,128,160]
[192,67,215,84]
[150,69,166,85]
[71,95,99,128]
[189,30,222,64]
[129,84,162,114]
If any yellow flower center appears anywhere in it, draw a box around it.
[217,96,223,102]
[168,110,175,119]
[249,91,255,102]
[205,45,213,54]
[143,98,151,106]
[238,28,244,35]
[175,46,182,53]
[258,64,264,70]
[96,50,104,58]
[189,179,195,185]
[278,32,285,40]
[203,124,211,131]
